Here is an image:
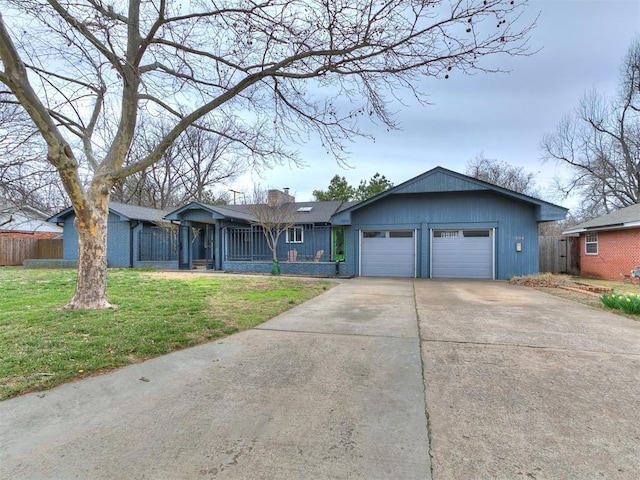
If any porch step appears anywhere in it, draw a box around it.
[192,259,208,270]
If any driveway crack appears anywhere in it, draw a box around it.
[422,338,640,357]
[413,280,435,480]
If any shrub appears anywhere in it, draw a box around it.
[601,291,640,315]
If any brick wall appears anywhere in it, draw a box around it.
[222,260,345,276]
[580,228,640,280]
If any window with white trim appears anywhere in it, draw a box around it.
[585,232,598,255]
[286,226,303,243]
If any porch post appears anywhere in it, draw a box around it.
[215,223,222,270]
[178,221,192,270]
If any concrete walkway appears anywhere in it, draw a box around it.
[2,278,640,479]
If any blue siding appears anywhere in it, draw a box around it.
[339,226,358,276]
[61,211,134,267]
[274,225,331,261]
[394,171,488,195]
[62,217,78,260]
[106,212,132,267]
[346,191,541,280]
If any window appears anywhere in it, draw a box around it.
[433,230,459,238]
[585,232,598,255]
[363,231,386,238]
[463,230,490,237]
[389,231,413,238]
[286,226,303,243]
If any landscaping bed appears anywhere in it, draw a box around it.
[509,273,640,318]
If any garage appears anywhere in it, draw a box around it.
[360,230,415,277]
[431,229,494,279]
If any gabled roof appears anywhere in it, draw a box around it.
[1,202,63,233]
[48,202,169,224]
[165,200,355,224]
[563,203,640,235]
[164,202,257,223]
[0,202,50,219]
[331,166,568,224]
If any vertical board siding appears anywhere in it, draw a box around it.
[106,213,133,267]
[349,191,540,280]
[394,171,488,194]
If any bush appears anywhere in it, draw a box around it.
[601,291,640,315]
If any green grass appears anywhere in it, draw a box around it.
[0,268,334,400]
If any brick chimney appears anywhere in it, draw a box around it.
[267,188,295,206]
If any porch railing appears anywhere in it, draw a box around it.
[224,225,331,262]
[139,227,178,261]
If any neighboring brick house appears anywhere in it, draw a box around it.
[563,203,640,281]
[0,203,62,239]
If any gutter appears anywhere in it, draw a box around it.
[562,222,638,235]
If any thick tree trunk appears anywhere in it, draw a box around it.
[65,198,114,310]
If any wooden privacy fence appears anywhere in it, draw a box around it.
[539,236,580,275]
[0,237,63,266]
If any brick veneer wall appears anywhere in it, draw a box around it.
[222,260,345,276]
[580,228,640,280]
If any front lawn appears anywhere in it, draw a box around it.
[0,268,334,400]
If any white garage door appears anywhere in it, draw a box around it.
[361,230,415,277]
[431,229,494,279]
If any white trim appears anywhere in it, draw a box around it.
[358,230,362,276]
[414,229,417,278]
[584,232,598,255]
[429,228,438,278]
[564,221,640,235]
[286,226,303,244]
[359,229,416,277]
[491,227,496,280]
[430,227,495,279]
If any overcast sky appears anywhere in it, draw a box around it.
[230,0,640,209]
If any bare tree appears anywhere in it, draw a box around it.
[0,0,535,309]
[542,38,640,219]
[466,154,539,196]
[0,100,67,213]
[112,119,243,209]
[247,187,297,275]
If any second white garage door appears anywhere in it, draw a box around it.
[360,230,415,277]
[431,229,494,279]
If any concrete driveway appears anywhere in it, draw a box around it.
[417,280,640,479]
[1,278,639,479]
